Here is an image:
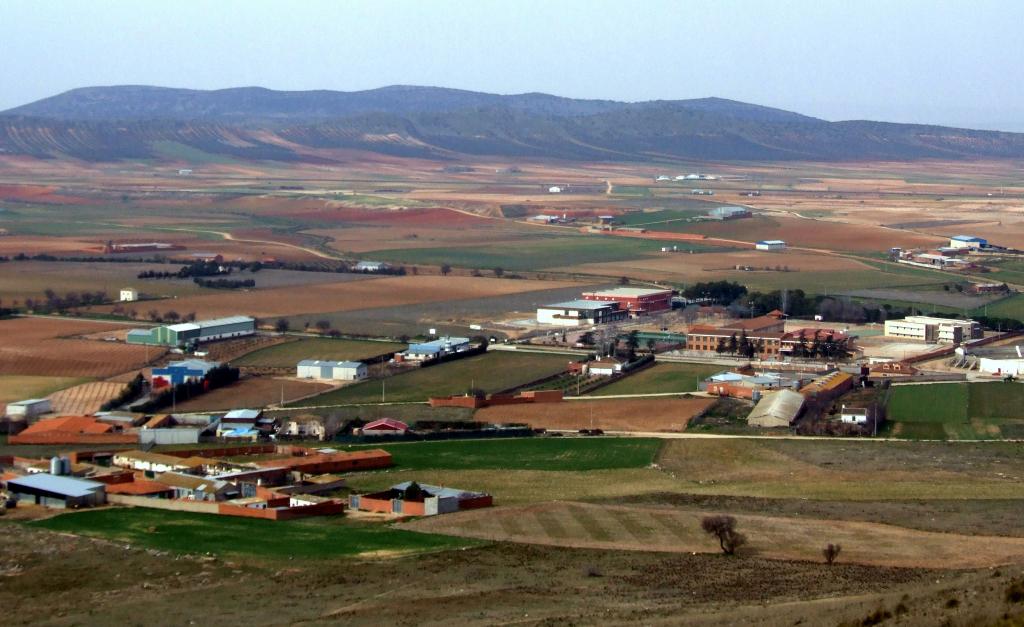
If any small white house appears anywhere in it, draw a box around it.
[296,359,368,381]
[548,186,563,194]
[755,240,787,251]
[5,398,52,419]
[120,287,138,302]
[177,169,193,176]
[840,406,869,424]
[588,358,624,377]
[283,418,327,440]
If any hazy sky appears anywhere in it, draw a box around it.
[3,0,1023,130]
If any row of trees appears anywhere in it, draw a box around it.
[135,364,240,413]
[192,277,256,289]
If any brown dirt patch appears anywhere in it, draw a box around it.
[475,397,714,432]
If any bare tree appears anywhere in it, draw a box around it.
[440,263,452,276]
[275,318,290,333]
[701,515,747,555]
[823,543,841,565]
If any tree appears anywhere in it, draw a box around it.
[625,330,640,360]
[275,319,290,333]
[618,276,630,285]
[147,309,161,322]
[645,338,657,352]
[440,263,452,276]
[493,267,504,278]
[727,332,738,355]
[823,543,842,565]
[715,337,727,354]
[164,310,180,322]
[315,319,331,332]
[701,515,747,555]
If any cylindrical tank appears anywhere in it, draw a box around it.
[49,456,62,475]
[61,457,72,475]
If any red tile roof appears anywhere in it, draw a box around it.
[106,479,176,495]
[18,416,113,435]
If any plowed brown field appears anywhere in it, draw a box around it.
[0,317,158,378]
[475,397,715,432]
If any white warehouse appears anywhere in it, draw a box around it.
[297,359,368,381]
[755,240,787,251]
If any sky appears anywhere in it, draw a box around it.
[2,0,1023,131]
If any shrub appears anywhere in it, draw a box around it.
[701,515,747,555]
[823,543,842,565]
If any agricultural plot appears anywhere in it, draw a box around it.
[0,375,89,409]
[169,376,333,412]
[0,260,207,302]
[0,317,157,378]
[402,500,1024,569]
[886,382,1024,439]
[589,362,721,396]
[32,508,475,559]
[233,338,403,368]
[47,381,125,415]
[474,397,714,432]
[95,275,583,320]
[291,351,570,406]
[280,282,605,338]
[363,235,712,272]
[344,437,661,471]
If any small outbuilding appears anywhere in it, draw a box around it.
[755,240,787,251]
[349,481,492,516]
[362,418,410,436]
[747,389,805,428]
[5,398,52,419]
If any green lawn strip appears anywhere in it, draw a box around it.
[292,351,570,405]
[590,363,720,396]
[234,337,403,368]
[343,437,663,471]
[29,508,475,559]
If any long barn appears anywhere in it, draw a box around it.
[127,315,255,346]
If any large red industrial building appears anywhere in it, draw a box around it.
[581,287,672,315]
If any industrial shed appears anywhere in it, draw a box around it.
[5,473,106,508]
[350,481,492,516]
[127,316,255,346]
[5,398,52,419]
[297,359,367,381]
[536,300,626,327]
[747,389,805,428]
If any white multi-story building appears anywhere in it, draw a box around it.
[884,316,982,344]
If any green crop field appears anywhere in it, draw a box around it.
[590,363,720,396]
[30,509,474,559]
[973,294,1024,321]
[345,437,662,471]
[885,382,1024,439]
[614,208,706,229]
[365,235,709,271]
[292,351,570,406]
[967,382,1024,419]
[887,384,969,423]
[233,338,404,368]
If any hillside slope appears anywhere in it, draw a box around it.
[2,85,1022,162]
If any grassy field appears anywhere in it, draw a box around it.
[589,363,721,396]
[30,509,475,559]
[233,337,404,368]
[614,208,706,229]
[974,293,1024,320]
[344,437,662,471]
[365,235,709,271]
[884,382,1024,439]
[0,374,91,406]
[291,351,570,405]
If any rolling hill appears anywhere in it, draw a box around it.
[2,85,1023,162]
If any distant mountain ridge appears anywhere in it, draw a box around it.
[1,85,1022,162]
